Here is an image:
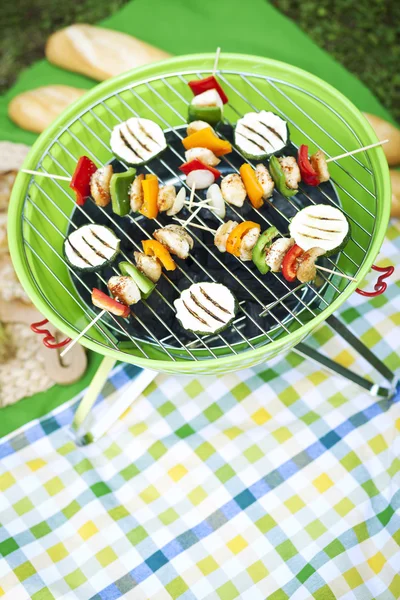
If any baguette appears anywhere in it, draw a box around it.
[363,113,400,166]
[8,85,86,134]
[46,24,171,81]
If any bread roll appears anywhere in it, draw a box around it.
[390,169,400,218]
[0,141,30,173]
[46,24,171,81]
[8,85,86,134]
[363,113,400,166]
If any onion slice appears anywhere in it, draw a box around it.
[186,169,215,190]
[206,183,226,218]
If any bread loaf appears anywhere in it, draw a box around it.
[363,113,400,166]
[390,169,400,218]
[46,24,171,81]
[8,85,86,134]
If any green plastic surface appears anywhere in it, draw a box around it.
[8,53,391,375]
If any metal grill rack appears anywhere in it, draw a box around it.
[21,68,378,366]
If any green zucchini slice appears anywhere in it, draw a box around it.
[174,282,238,335]
[289,204,350,256]
[235,110,289,160]
[64,224,120,272]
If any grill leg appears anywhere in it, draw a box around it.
[295,314,399,399]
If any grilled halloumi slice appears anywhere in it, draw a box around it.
[255,163,274,199]
[134,251,162,283]
[278,156,301,190]
[221,174,246,207]
[153,224,194,259]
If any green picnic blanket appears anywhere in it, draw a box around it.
[0,0,395,435]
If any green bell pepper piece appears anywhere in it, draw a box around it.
[119,261,155,299]
[188,103,222,126]
[269,156,298,198]
[110,168,136,216]
[252,226,279,274]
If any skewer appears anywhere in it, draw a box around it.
[316,265,357,281]
[173,219,217,233]
[21,169,71,182]
[188,182,196,212]
[326,140,389,163]
[60,309,106,357]
[213,47,221,76]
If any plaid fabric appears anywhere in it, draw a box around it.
[0,221,399,599]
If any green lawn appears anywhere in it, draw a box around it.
[1,0,399,121]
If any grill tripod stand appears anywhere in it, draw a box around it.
[70,313,399,444]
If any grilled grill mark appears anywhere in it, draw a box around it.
[138,121,161,148]
[307,215,343,222]
[301,223,343,233]
[82,235,108,260]
[66,239,93,266]
[183,300,209,326]
[126,123,152,154]
[89,228,115,250]
[190,291,225,323]
[257,120,285,143]
[240,124,274,151]
[297,231,336,241]
[200,287,231,315]
[119,130,143,161]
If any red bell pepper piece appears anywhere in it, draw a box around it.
[297,145,320,186]
[91,288,130,318]
[70,156,98,205]
[281,244,304,282]
[188,76,228,104]
[179,158,221,179]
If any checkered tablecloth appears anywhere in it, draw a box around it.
[0,221,399,600]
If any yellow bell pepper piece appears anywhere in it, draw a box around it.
[239,164,264,209]
[182,128,232,156]
[226,221,261,257]
[142,239,176,271]
[140,176,159,219]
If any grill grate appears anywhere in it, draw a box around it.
[21,68,377,363]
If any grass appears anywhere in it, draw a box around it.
[1,0,399,121]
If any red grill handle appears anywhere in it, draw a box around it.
[31,319,71,349]
[355,264,394,297]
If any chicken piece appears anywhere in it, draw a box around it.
[310,150,330,183]
[90,165,113,207]
[214,221,238,253]
[130,173,144,212]
[157,185,176,213]
[134,251,162,283]
[185,147,221,167]
[296,247,326,283]
[153,224,194,260]
[278,156,301,190]
[186,120,214,136]
[108,276,141,306]
[255,163,274,199]
[221,174,247,207]
[265,237,294,272]
[240,227,260,261]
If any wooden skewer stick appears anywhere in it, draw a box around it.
[21,169,71,182]
[326,140,389,163]
[174,218,217,234]
[213,47,221,76]
[316,265,357,282]
[60,310,106,358]
[188,182,196,212]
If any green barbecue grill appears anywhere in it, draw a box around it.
[8,54,397,400]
